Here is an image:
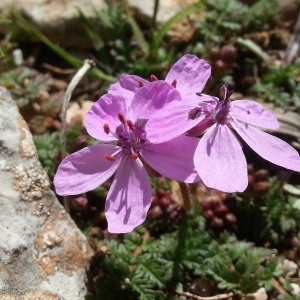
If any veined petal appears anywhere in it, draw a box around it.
[84,94,127,141]
[195,124,248,192]
[140,135,200,183]
[145,100,205,143]
[232,122,300,172]
[109,74,148,107]
[54,144,121,196]
[129,81,182,121]
[230,100,279,129]
[165,54,211,97]
[105,156,152,233]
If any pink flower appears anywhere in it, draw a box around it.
[109,54,212,101]
[54,81,200,233]
[146,81,300,193]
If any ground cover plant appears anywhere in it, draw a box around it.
[2,0,300,299]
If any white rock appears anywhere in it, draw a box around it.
[0,87,93,300]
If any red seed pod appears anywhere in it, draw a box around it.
[210,199,221,209]
[252,182,270,194]
[203,209,214,220]
[214,204,229,217]
[247,164,254,174]
[247,175,255,189]
[209,47,221,61]
[224,213,237,225]
[253,169,269,181]
[221,45,237,63]
[211,217,224,229]
[149,205,163,219]
[201,201,213,211]
[160,196,172,208]
[151,196,159,206]
[156,189,168,198]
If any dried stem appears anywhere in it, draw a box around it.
[178,182,191,210]
[60,59,95,213]
[175,290,233,300]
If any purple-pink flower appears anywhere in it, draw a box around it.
[146,67,300,192]
[54,81,200,233]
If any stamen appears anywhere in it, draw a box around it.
[131,153,139,160]
[105,155,116,161]
[171,79,177,88]
[220,82,233,102]
[127,120,135,131]
[103,124,110,135]
[150,74,158,81]
[118,112,126,124]
[138,81,145,87]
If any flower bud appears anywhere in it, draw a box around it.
[211,217,224,228]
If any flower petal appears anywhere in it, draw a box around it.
[109,74,148,107]
[165,54,211,97]
[129,80,182,120]
[232,122,300,172]
[140,135,200,183]
[84,94,127,141]
[145,98,208,143]
[54,144,121,195]
[230,100,279,129]
[195,124,248,192]
[105,156,152,233]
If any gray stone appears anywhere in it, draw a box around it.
[0,87,93,299]
[0,0,107,48]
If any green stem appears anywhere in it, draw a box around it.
[178,182,191,210]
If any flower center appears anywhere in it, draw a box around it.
[103,113,147,161]
[212,83,233,124]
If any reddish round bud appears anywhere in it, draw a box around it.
[210,199,221,209]
[224,213,236,225]
[156,189,167,198]
[221,45,237,63]
[151,196,159,206]
[252,182,270,194]
[211,217,224,229]
[247,175,255,187]
[253,169,269,181]
[214,204,229,217]
[203,209,214,220]
[201,201,212,211]
[210,47,221,61]
[247,164,254,174]
[160,196,172,208]
[149,205,163,219]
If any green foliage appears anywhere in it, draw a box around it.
[193,0,278,57]
[0,67,50,107]
[235,179,300,246]
[250,60,300,108]
[34,132,60,178]
[90,211,283,299]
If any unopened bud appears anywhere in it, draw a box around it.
[214,204,229,217]
[224,213,236,225]
[253,169,269,181]
[211,217,224,228]
[203,209,214,220]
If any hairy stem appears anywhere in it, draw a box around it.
[178,182,191,210]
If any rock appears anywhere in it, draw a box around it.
[0,0,107,48]
[243,288,268,300]
[0,87,93,299]
[0,0,204,47]
[128,0,203,42]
